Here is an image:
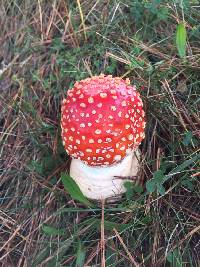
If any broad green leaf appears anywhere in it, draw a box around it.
[157,184,165,195]
[42,225,65,236]
[146,170,165,195]
[61,173,93,206]
[153,170,165,182]
[182,131,193,146]
[176,22,187,58]
[124,181,134,200]
[146,179,157,193]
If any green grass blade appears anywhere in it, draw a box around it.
[165,153,200,181]
[42,225,65,236]
[61,173,93,206]
[176,22,187,58]
[76,242,86,267]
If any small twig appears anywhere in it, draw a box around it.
[191,171,200,177]
[37,0,44,41]
[45,0,57,38]
[0,225,22,255]
[113,228,140,267]
[84,242,101,266]
[114,175,138,180]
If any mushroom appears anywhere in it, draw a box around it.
[61,74,145,200]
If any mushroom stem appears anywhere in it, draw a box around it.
[70,149,141,200]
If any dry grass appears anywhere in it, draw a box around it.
[0,1,200,266]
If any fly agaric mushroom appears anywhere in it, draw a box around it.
[61,74,145,200]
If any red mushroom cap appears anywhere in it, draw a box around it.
[61,74,145,166]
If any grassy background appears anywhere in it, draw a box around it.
[0,0,200,266]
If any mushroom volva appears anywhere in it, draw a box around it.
[61,74,145,200]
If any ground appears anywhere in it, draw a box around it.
[0,1,200,266]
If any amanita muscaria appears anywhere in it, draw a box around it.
[61,74,145,200]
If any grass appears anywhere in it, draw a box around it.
[0,0,200,266]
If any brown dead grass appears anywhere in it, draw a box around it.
[0,1,200,266]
